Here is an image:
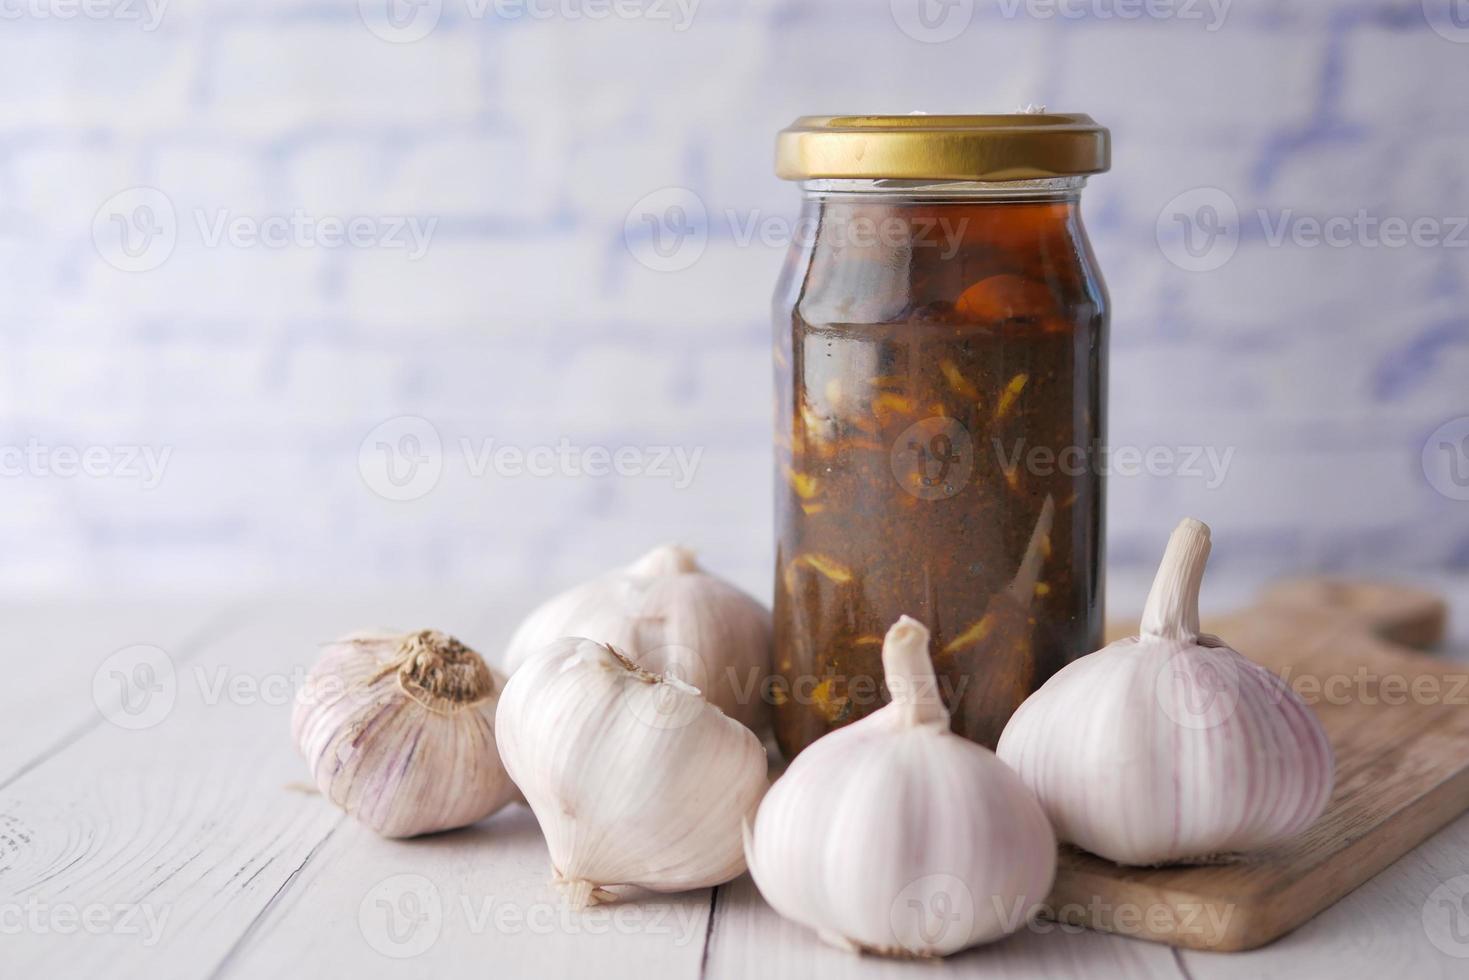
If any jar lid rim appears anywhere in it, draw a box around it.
[775,113,1110,182]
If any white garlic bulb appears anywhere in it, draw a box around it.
[997,518,1335,866]
[495,636,769,909]
[292,629,517,838]
[745,616,1057,958]
[504,545,772,732]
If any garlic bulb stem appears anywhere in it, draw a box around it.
[376,629,496,712]
[881,616,948,729]
[1139,517,1210,643]
[557,876,616,912]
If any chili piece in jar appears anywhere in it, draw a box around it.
[771,114,1110,756]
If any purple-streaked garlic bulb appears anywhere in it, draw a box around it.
[293,629,516,837]
[998,519,1334,865]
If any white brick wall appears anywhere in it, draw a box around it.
[0,0,1466,599]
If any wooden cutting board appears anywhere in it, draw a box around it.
[1046,578,1466,951]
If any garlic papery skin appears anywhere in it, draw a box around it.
[495,636,768,909]
[745,616,1057,958]
[997,519,1335,866]
[503,545,773,732]
[292,629,517,838]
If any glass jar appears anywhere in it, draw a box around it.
[770,114,1110,756]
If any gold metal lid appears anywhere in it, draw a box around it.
[775,113,1110,182]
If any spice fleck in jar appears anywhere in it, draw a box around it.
[770,113,1110,756]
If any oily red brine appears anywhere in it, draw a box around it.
[771,191,1107,757]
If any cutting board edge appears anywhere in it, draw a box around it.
[1231,759,1469,950]
[1049,760,1469,952]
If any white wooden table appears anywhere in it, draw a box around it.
[4,580,1469,979]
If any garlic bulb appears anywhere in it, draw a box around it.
[504,545,772,732]
[997,519,1334,865]
[745,616,1057,958]
[292,629,517,838]
[495,636,768,909]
